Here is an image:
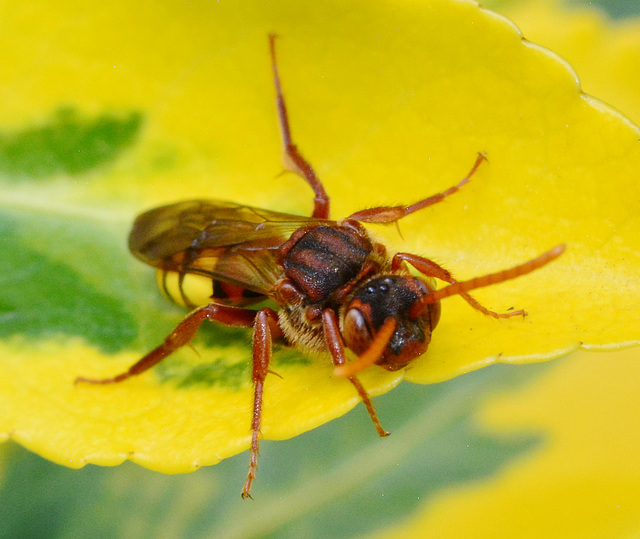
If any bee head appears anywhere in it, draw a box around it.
[341,275,441,371]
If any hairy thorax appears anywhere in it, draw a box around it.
[274,220,393,355]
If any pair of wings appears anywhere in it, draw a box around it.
[129,200,331,295]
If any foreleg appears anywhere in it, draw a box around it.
[322,309,390,438]
[393,245,565,318]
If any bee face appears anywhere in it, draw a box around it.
[342,275,441,371]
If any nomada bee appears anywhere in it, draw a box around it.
[77,35,565,498]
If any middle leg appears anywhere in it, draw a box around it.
[242,307,282,499]
[269,34,330,219]
[347,152,486,224]
[75,303,258,384]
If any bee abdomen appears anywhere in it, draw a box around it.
[157,270,264,308]
[283,225,372,303]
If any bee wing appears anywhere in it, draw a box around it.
[129,200,325,295]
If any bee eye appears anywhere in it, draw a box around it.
[343,307,373,355]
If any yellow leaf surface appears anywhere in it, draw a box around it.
[1,0,638,482]
[378,347,640,539]
[377,1,640,536]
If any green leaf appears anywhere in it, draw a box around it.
[0,213,137,351]
[0,107,143,180]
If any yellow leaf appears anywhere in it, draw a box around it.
[376,1,640,536]
[377,348,640,538]
[1,0,638,496]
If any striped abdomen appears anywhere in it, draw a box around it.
[282,224,374,304]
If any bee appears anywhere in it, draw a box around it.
[76,35,565,498]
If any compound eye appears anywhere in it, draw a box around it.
[343,307,373,356]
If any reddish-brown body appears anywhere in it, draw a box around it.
[76,35,565,498]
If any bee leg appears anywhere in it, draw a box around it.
[347,152,486,223]
[322,309,390,438]
[75,303,257,384]
[242,307,283,499]
[332,318,397,379]
[393,246,566,318]
[268,34,330,219]
[392,251,525,318]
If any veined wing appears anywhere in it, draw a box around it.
[129,200,328,295]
